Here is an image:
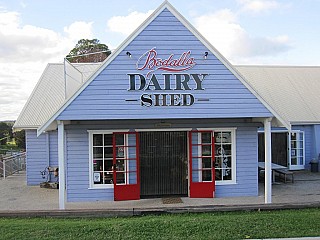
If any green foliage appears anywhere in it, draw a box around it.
[0,208,320,239]
[13,130,25,149]
[0,122,12,145]
[66,39,111,63]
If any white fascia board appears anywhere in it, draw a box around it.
[12,126,38,132]
[37,1,171,135]
[290,121,320,125]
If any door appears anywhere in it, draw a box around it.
[189,130,215,198]
[140,131,188,197]
[113,132,140,201]
[289,131,305,170]
[258,132,288,166]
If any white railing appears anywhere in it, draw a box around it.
[0,152,26,179]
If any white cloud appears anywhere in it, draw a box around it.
[194,9,292,63]
[107,10,153,35]
[0,9,94,120]
[237,0,280,13]
[64,21,94,41]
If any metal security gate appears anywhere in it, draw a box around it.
[140,131,188,197]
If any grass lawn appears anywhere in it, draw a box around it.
[0,208,320,239]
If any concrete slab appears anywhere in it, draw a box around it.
[0,170,319,215]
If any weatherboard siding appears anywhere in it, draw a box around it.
[66,127,113,202]
[65,119,259,202]
[58,8,272,121]
[216,126,258,197]
[25,130,58,185]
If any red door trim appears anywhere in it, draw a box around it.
[189,130,215,198]
[113,132,140,201]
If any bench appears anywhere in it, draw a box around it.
[274,169,294,183]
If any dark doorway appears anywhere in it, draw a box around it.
[258,132,288,166]
[140,131,188,197]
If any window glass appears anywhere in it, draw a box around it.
[202,170,212,181]
[202,145,211,156]
[91,133,125,186]
[93,147,103,159]
[104,134,112,146]
[115,134,124,145]
[201,132,211,144]
[214,131,233,182]
[93,134,103,146]
[104,147,113,158]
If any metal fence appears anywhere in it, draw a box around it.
[0,152,26,179]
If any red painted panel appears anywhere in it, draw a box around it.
[190,182,215,198]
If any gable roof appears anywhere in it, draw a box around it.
[13,62,100,131]
[36,1,289,135]
[235,65,320,125]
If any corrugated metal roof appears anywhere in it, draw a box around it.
[235,66,320,124]
[13,63,100,130]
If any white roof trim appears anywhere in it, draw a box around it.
[290,121,320,125]
[37,0,290,135]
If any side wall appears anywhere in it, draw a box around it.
[65,119,259,202]
[314,125,320,160]
[25,130,58,185]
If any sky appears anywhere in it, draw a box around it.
[0,0,320,121]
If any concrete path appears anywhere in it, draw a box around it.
[0,170,320,214]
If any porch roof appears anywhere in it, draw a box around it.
[13,62,100,131]
[235,66,320,125]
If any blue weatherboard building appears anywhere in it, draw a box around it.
[14,1,320,209]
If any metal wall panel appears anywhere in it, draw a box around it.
[140,131,188,197]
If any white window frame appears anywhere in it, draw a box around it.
[88,129,129,189]
[289,130,305,170]
[197,128,237,185]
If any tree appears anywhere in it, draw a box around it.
[14,130,26,150]
[0,122,12,145]
[66,39,111,63]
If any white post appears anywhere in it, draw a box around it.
[3,160,5,179]
[264,118,272,203]
[58,121,66,210]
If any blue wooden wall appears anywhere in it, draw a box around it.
[58,8,272,121]
[65,119,259,202]
[313,124,320,160]
[25,130,58,185]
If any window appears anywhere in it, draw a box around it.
[290,131,305,169]
[214,130,234,183]
[191,131,214,182]
[90,133,126,187]
[192,129,236,184]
